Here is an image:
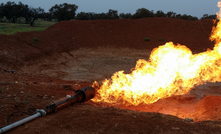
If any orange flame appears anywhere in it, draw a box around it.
[92,1,221,106]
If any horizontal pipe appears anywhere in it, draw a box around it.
[0,86,95,133]
[0,112,41,134]
[45,86,95,114]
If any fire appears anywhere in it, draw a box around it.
[92,1,221,106]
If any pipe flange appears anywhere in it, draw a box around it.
[36,109,46,117]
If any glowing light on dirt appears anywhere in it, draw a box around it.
[92,1,221,106]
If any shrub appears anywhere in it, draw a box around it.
[32,37,39,44]
[33,38,39,42]
[158,38,164,41]
[144,37,150,41]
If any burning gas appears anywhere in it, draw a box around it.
[92,1,221,106]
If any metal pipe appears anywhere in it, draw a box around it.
[45,86,95,114]
[0,109,46,134]
[0,86,95,134]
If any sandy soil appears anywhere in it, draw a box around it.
[1,18,221,133]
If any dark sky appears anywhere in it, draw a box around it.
[1,0,220,18]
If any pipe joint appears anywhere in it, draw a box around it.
[36,109,46,117]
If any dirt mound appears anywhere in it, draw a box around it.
[48,17,214,51]
[0,17,215,70]
[0,31,79,70]
[195,95,221,121]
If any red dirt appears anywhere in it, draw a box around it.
[1,17,221,133]
[0,18,215,70]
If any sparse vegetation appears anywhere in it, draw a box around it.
[33,38,39,42]
[32,37,39,44]
[0,20,55,35]
[144,37,151,42]
[159,38,164,41]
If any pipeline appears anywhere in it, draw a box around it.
[0,86,95,134]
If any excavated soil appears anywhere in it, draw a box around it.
[1,17,221,133]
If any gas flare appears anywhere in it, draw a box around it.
[92,1,221,106]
